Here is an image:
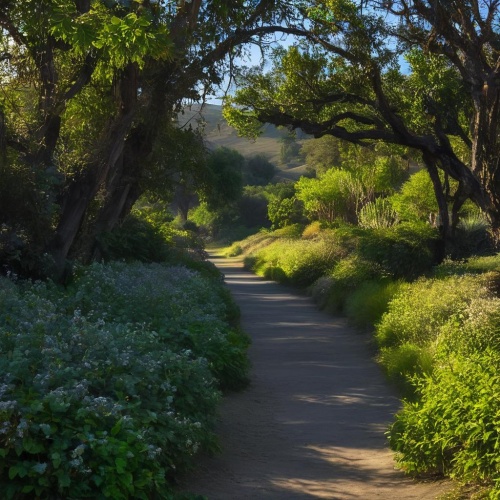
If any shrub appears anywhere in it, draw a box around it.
[0,261,249,498]
[358,198,399,229]
[67,262,249,391]
[247,237,341,287]
[97,215,170,263]
[344,279,404,329]
[271,223,304,239]
[225,243,243,257]
[375,274,491,349]
[436,295,500,358]
[389,169,439,222]
[451,210,493,259]
[432,254,500,278]
[302,221,322,239]
[295,169,365,223]
[0,291,217,498]
[227,231,276,257]
[97,203,208,264]
[267,195,304,229]
[308,276,337,310]
[378,343,434,397]
[357,222,439,280]
[321,255,383,312]
[389,350,500,495]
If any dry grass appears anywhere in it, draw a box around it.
[179,104,308,176]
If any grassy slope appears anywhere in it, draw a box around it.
[179,103,309,180]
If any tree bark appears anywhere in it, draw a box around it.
[470,77,500,234]
[46,107,135,278]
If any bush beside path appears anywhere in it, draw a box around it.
[179,255,451,499]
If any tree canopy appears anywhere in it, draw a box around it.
[2,0,500,278]
[224,0,500,241]
[0,0,294,279]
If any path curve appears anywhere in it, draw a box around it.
[179,256,450,499]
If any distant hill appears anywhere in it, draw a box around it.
[178,103,308,180]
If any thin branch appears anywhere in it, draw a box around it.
[62,53,97,103]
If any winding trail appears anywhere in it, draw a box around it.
[179,255,450,499]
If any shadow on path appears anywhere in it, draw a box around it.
[178,256,450,499]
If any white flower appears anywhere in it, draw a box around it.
[32,462,48,474]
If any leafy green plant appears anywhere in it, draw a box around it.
[320,255,384,312]
[436,295,500,358]
[302,221,322,239]
[389,350,500,495]
[432,254,500,278]
[357,222,439,280]
[295,168,366,224]
[378,343,434,398]
[389,169,439,222]
[451,210,493,259]
[375,274,491,349]
[271,223,305,239]
[97,215,170,263]
[344,279,404,329]
[246,236,341,287]
[225,243,243,257]
[358,198,399,229]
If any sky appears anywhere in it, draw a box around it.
[205,35,294,106]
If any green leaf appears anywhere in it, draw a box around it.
[57,471,71,488]
[115,457,127,474]
[23,437,45,454]
[8,465,19,479]
[51,452,61,468]
[111,419,122,437]
[92,474,104,486]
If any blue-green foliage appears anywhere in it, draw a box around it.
[0,262,248,499]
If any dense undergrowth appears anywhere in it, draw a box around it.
[229,223,500,497]
[0,209,249,499]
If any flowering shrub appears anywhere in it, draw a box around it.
[66,262,249,390]
[0,262,247,498]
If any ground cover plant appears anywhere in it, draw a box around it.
[0,261,248,499]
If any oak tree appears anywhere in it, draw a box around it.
[224,0,500,243]
[0,0,293,278]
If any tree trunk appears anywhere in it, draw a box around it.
[87,73,170,260]
[470,75,500,239]
[46,109,135,279]
[46,63,139,279]
[88,129,150,262]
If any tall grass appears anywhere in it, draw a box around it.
[248,237,342,286]
[344,279,404,329]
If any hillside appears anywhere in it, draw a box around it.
[179,103,308,179]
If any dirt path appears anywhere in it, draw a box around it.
[179,256,450,499]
